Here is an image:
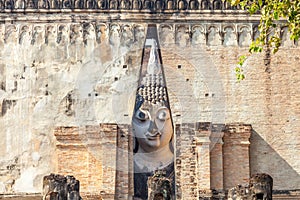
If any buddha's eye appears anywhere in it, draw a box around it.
[135,110,149,121]
[157,109,169,121]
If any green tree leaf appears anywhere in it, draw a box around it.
[226,0,300,80]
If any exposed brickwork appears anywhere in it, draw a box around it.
[223,123,252,189]
[175,123,199,200]
[210,124,225,191]
[195,122,212,198]
[114,124,133,199]
[98,124,118,196]
[175,122,214,199]
[54,124,118,196]
[51,122,300,200]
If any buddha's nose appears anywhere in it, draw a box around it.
[148,120,158,132]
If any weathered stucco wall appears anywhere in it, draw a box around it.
[0,12,299,195]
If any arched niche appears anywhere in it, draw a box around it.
[189,0,198,10]
[109,23,121,47]
[143,0,154,9]
[87,0,97,8]
[191,25,206,45]
[223,25,237,46]
[155,0,165,10]
[120,24,134,47]
[213,0,221,10]
[132,0,141,9]
[109,0,119,9]
[175,25,190,47]
[281,26,294,47]
[119,0,131,9]
[166,0,173,10]
[97,0,108,9]
[95,23,108,44]
[200,0,210,10]
[253,25,260,41]
[207,25,221,46]
[178,0,187,10]
[238,25,252,47]
[74,0,85,8]
[159,24,174,47]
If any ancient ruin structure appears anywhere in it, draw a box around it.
[228,173,273,200]
[249,173,273,200]
[0,1,299,200]
[43,174,81,200]
[147,170,173,200]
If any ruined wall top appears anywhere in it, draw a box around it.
[0,0,243,12]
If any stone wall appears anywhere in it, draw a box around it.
[0,11,299,197]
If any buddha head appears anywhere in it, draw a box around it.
[132,38,174,154]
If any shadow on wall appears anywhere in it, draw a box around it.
[250,130,300,191]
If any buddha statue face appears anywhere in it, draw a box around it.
[132,102,173,153]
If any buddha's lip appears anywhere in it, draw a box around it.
[145,132,160,138]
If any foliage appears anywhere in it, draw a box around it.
[235,55,247,81]
[229,0,300,80]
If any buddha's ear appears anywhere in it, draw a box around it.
[133,136,139,153]
[169,131,174,153]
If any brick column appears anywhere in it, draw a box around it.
[210,124,225,192]
[175,123,198,200]
[175,122,213,199]
[195,122,212,199]
[85,125,106,194]
[97,123,118,198]
[54,125,109,198]
[223,123,252,189]
[114,124,133,200]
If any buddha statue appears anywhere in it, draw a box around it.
[132,25,175,200]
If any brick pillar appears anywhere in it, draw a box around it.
[175,123,198,200]
[114,124,133,199]
[209,124,225,192]
[98,123,118,198]
[54,125,109,198]
[223,123,252,189]
[195,122,212,199]
[85,125,106,194]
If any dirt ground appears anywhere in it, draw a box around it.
[0,195,42,199]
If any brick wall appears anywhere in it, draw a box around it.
[54,124,118,197]
[223,123,251,189]
[114,124,133,199]
[161,44,300,191]
[175,123,199,199]
[195,122,212,198]
[175,122,216,199]
[210,124,224,191]
[54,122,300,199]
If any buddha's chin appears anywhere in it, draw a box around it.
[138,139,161,152]
[145,138,161,149]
